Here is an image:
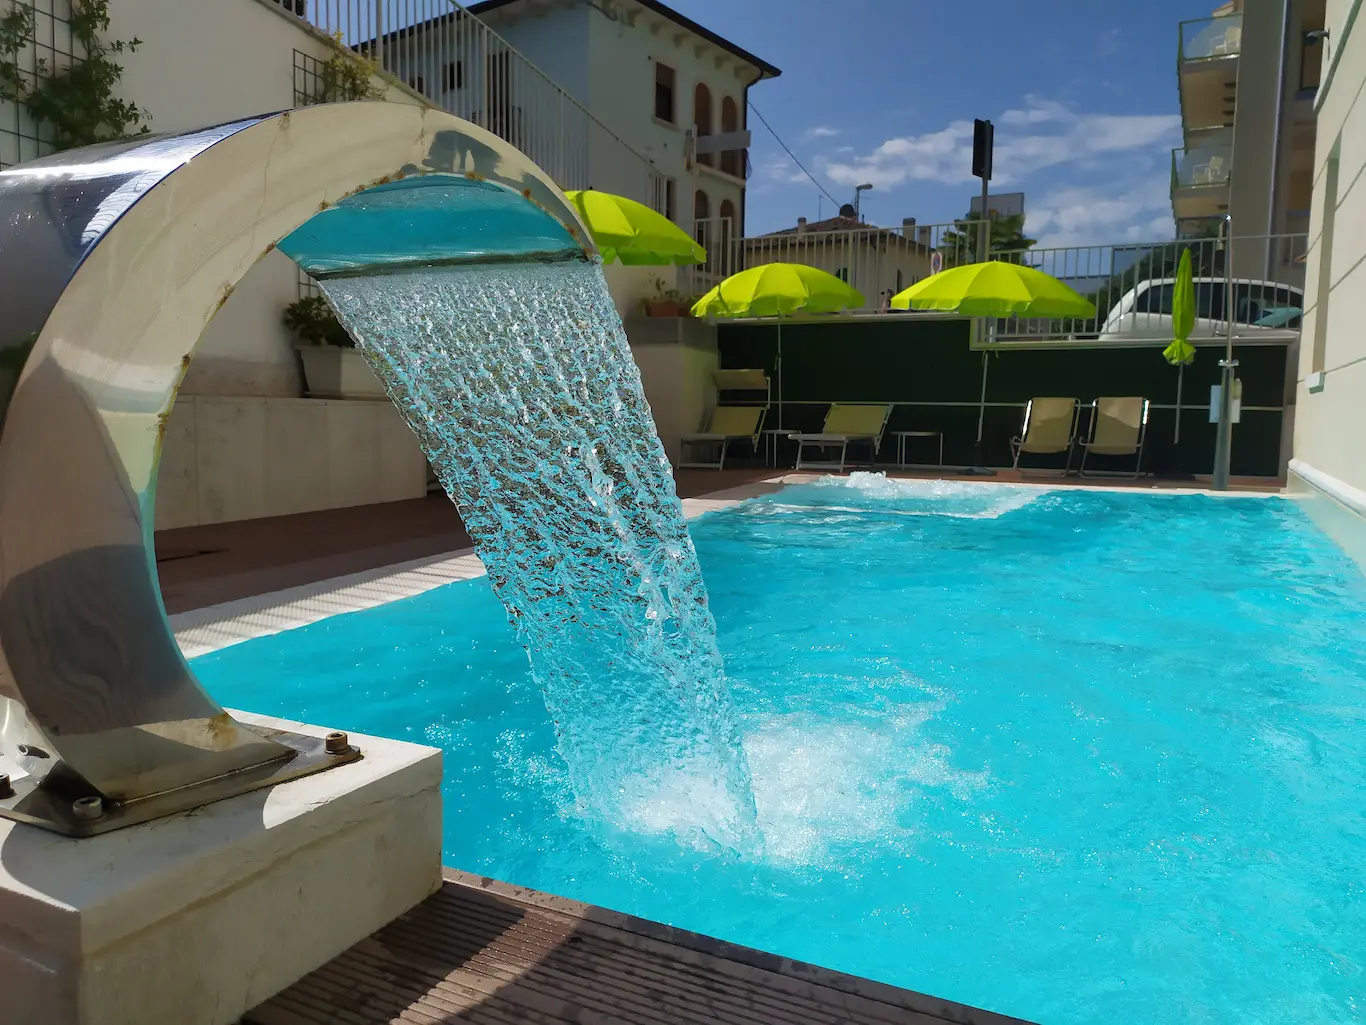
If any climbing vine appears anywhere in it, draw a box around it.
[319,32,385,102]
[0,0,148,151]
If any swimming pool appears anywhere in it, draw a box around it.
[193,478,1366,1024]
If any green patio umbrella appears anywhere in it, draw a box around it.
[692,263,865,429]
[1163,249,1197,366]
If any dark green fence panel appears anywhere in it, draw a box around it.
[716,317,1290,478]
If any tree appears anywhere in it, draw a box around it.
[939,211,1038,267]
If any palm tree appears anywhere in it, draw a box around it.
[939,211,1038,267]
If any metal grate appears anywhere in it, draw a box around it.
[0,0,79,169]
[291,48,326,107]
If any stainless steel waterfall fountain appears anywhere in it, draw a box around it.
[0,102,596,836]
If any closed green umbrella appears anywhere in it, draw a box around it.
[1163,249,1197,366]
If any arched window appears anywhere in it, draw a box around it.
[694,189,710,224]
[694,83,714,166]
[720,96,740,176]
[719,199,736,276]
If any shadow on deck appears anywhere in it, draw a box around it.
[246,869,1037,1025]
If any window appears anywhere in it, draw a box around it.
[408,75,425,95]
[664,178,677,222]
[835,267,849,283]
[654,62,676,123]
[694,83,713,165]
[720,96,740,176]
[718,199,736,276]
[1301,29,1325,92]
[1134,283,1175,315]
[694,189,710,223]
[444,61,463,91]
[1312,141,1340,373]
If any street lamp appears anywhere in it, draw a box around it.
[854,183,873,220]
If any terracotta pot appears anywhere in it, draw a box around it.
[642,299,688,318]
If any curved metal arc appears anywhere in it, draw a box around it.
[0,103,592,821]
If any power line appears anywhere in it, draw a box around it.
[747,100,841,210]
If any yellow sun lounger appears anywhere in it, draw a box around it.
[1079,396,1150,478]
[1011,397,1080,475]
[679,369,770,470]
[789,403,892,472]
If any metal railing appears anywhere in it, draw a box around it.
[1179,13,1243,63]
[1172,144,1233,190]
[988,233,1308,343]
[295,0,665,208]
[684,218,985,309]
[685,218,1308,345]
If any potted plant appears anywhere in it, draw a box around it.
[283,295,386,400]
[641,275,693,318]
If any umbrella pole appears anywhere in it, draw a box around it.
[966,327,997,476]
[776,321,782,432]
[1174,363,1184,444]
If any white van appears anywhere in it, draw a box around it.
[1097,277,1303,343]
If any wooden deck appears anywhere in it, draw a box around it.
[246,869,1036,1025]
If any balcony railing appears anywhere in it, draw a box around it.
[294,0,665,210]
[1172,144,1233,190]
[1179,13,1243,63]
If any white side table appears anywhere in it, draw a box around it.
[891,430,944,468]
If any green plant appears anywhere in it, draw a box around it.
[283,295,354,347]
[0,0,149,151]
[319,32,385,102]
[939,211,1038,268]
[645,274,689,305]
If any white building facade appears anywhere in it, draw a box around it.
[0,0,779,524]
[1294,0,1366,513]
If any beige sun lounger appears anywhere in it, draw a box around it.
[679,369,770,470]
[789,403,892,472]
[1010,397,1080,474]
[1079,396,1150,478]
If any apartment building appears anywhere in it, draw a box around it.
[0,0,780,522]
[1172,0,1325,278]
[1293,0,1366,511]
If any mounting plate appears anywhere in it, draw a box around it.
[0,723,362,838]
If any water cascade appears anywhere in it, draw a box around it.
[318,260,758,847]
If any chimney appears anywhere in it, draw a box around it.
[917,226,931,246]
[903,217,917,228]
[796,216,808,232]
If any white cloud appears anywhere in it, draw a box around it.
[1027,176,1174,249]
[805,125,841,139]
[757,155,811,185]
[822,97,1180,191]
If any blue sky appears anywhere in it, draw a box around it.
[663,0,1204,246]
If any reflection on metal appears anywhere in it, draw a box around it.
[0,102,593,835]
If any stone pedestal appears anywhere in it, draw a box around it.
[0,712,443,1025]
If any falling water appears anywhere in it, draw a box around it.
[318,259,758,848]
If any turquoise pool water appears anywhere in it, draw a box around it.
[193,478,1366,1024]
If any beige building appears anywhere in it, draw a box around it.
[1293,0,1366,519]
[741,212,936,311]
[1172,0,1324,279]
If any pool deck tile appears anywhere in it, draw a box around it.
[244,868,1038,1025]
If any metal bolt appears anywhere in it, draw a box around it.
[0,774,11,799]
[71,795,104,822]
[324,731,350,755]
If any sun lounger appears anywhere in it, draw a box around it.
[1078,396,1150,478]
[679,369,769,470]
[789,403,892,472]
[1010,397,1080,474]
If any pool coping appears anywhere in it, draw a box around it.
[171,473,1285,658]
